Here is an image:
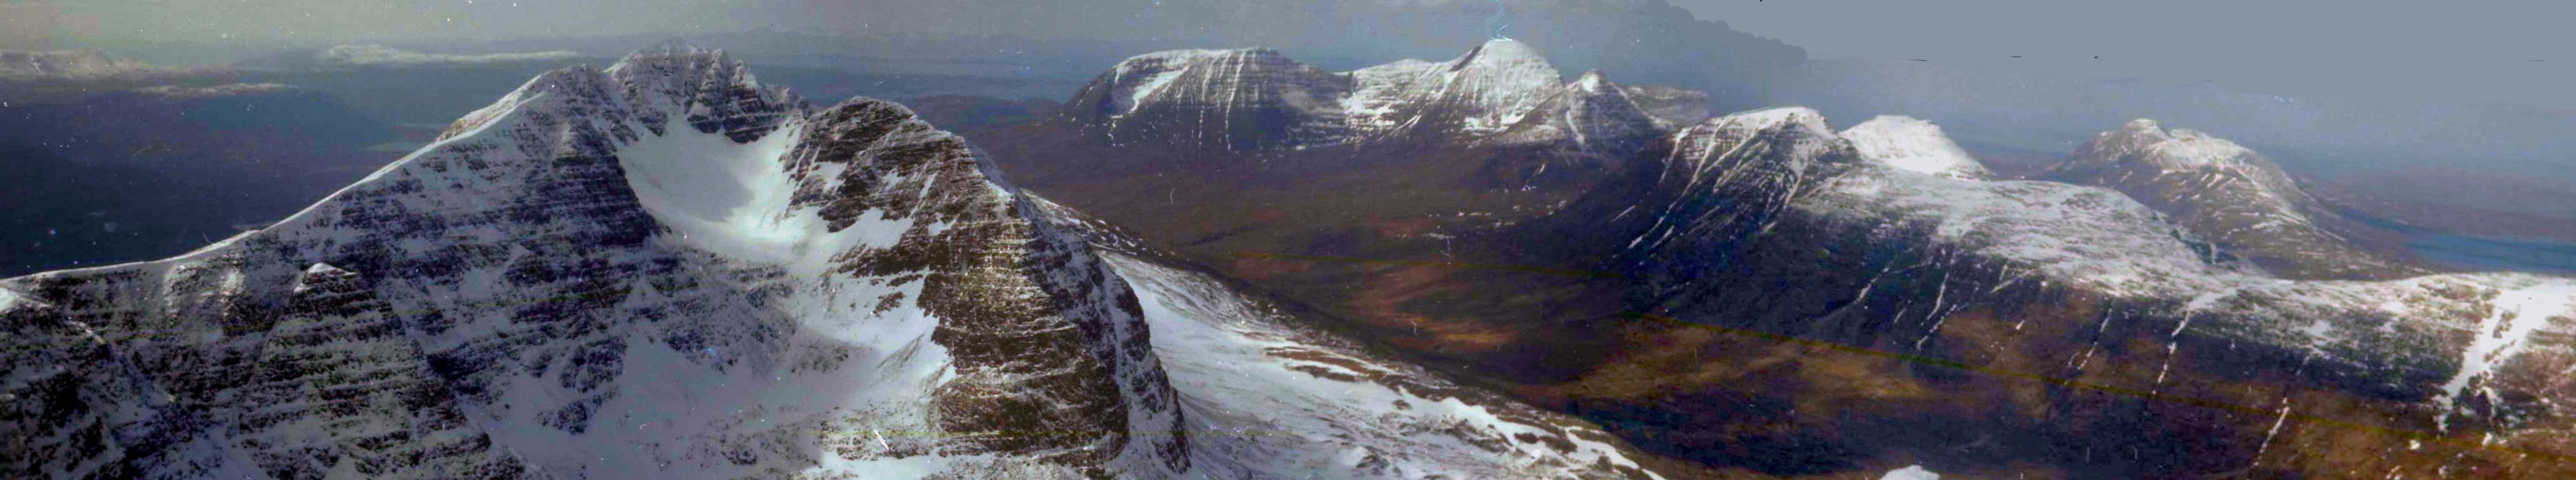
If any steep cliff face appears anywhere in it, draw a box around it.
[2050,119,2425,280]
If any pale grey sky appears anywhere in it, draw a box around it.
[1667,0,2574,110]
[7,0,2572,110]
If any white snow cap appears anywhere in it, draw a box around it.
[2100,118,2258,170]
[1840,115,1990,178]
[1458,38,1552,71]
[1880,465,1941,480]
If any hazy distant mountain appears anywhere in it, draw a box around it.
[0,50,237,104]
[2047,119,2426,280]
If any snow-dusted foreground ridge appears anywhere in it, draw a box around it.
[0,44,1663,479]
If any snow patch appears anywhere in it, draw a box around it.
[1881,465,1942,480]
[619,120,906,273]
[1840,115,1990,178]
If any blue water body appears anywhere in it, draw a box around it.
[2407,233,2576,275]
[2331,205,2576,275]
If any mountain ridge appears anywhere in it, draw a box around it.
[0,44,1675,479]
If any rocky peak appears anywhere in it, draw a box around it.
[437,42,803,143]
[1488,69,1659,155]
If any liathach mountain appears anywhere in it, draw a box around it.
[0,44,1672,479]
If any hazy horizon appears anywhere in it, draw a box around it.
[10,0,2574,112]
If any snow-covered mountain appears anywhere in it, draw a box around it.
[2047,119,2425,280]
[1562,107,2576,474]
[1055,39,1703,151]
[0,44,1669,479]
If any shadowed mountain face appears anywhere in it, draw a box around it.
[990,42,2576,478]
[0,45,1674,480]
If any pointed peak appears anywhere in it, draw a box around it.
[2074,118,2260,172]
[1478,38,1538,55]
[1453,38,1553,72]
[1571,70,1615,91]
